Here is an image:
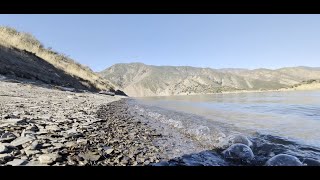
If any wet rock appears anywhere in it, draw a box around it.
[38,153,60,164]
[265,154,303,166]
[302,158,320,166]
[230,135,252,147]
[151,161,170,166]
[223,143,254,162]
[143,160,151,165]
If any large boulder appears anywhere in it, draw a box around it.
[223,143,254,162]
[265,154,303,166]
[230,135,252,147]
[218,134,253,149]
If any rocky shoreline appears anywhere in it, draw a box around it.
[0,80,166,166]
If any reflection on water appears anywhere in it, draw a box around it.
[137,91,320,148]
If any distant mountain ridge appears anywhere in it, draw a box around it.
[99,63,320,97]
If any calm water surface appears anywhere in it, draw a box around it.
[137,91,320,148]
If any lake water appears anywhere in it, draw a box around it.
[136,91,320,149]
[129,91,320,165]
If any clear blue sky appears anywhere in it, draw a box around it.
[1,14,320,71]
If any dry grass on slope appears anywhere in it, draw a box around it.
[0,26,114,91]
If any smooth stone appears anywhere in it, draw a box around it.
[10,136,34,147]
[230,135,252,147]
[79,152,101,161]
[223,143,254,162]
[0,143,8,153]
[65,141,76,148]
[151,161,170,166]
[25,149,40,157]
[66,128,77,134]
[0,153,12,160]
[20,156,28,160]
[6,159,28,166]
[79,160,88,166]
[35,130,48,135]
[4,113,20,119]
[0,132,17,142]
[51,143,64,149]
[0,123,11,128]
[103,147,114,155]
[76,139,87,144]
[21,129,36,137]
[0,119,25,124]
[266,154,303,166]
[45,125,60,131]
[38,153,60,164]
[30,140,41,150]
[26,125,39,132]
[25,161,48,166]
[42,143,53,148]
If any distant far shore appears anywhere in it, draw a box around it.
[137,83,320,98]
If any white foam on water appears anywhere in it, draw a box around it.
[131,102,230,149]
[0,75,6,80]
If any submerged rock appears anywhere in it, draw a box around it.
[230,135,252,147]
[151,161,170,166]
[302,158,320,166]
[223,143,254,162]
[265,154,303,166]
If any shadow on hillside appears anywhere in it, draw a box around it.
[0,45,100,92]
